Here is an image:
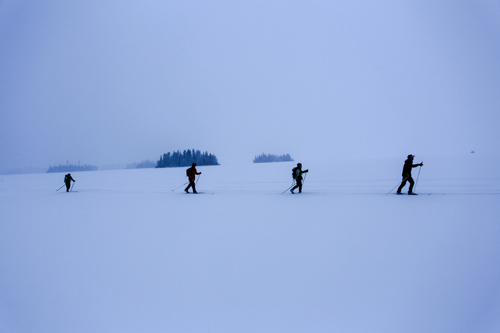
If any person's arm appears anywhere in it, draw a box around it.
[412,163,423,168]
[303,169,309,173]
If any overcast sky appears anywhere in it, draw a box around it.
[1,0,499,170]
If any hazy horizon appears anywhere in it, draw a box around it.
[1,1,500,171]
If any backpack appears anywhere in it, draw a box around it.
[186,167,191,177]
[64,174,69,183]
[292,167,298,179]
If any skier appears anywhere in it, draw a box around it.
[64,173,75,192]
[397,155,423,195]
[290,163,309,194]
[185,163,201,194]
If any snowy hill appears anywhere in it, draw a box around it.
[1,155,499,333]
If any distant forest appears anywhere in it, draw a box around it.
[47,163,98,173]
[126,160,156,169]
[253,153,294,163]
[157,150,219,168]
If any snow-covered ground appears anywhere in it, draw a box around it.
[1,155,499,333]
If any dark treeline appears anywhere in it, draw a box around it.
[47,164,98,173]
[253,153,294,163]
[156,150,219,168]
[126,160,156,169]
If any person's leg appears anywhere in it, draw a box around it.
[298,179,303,193]
[397,177,407,193]
[66,182,70,192]
[291,180,300,193]
[408,176,415,194]
[185,180,194,192]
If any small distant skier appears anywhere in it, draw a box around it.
[397,155,423,195]
[185,163,201,194]
[64,173,75,192]
[290,163,309,194]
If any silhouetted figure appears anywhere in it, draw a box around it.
[185,163,201,194]
[64,173,75,192]
[291,163,309,194]
[397,155,423,195]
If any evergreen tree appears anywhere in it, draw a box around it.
[156,149,220,168]
[253,153,294,163]
[47,163,98,173]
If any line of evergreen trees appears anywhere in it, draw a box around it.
[253,153,294,163]
[126,160,156,169]
[156,150,219,168]
[47,164,98,173]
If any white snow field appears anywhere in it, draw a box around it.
[1,155,499,333]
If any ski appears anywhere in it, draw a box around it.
[393,193,431,195]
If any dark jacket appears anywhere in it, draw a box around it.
[294,168,308,181]
[187,167,200,181]
[402,159,419,177]
[64,174,75,184]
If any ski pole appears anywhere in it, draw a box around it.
[196,173,201,185]
[172,181,189,191]
[414,165,422,192]
[70,181,75,192]
[281,181,296,195]
[56,184,65,191]
[386,176,408,196]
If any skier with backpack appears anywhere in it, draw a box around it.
[64,173,75,192]
[290,163,309,194]
[397,154,423,195]
[185,163,201,194]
